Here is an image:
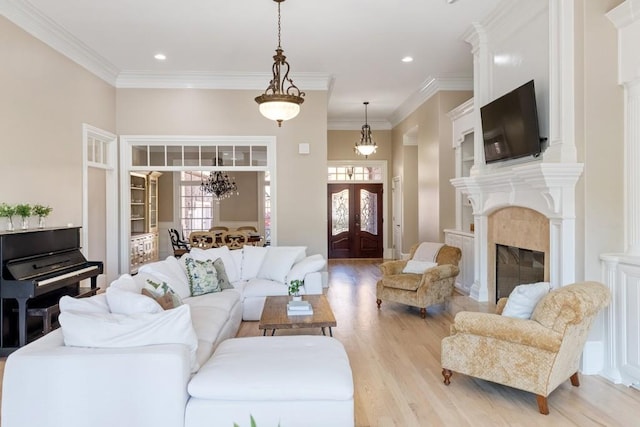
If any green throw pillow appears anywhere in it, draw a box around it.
[143,279,183,310]
[213,258,234,290]
[185,257,221,296]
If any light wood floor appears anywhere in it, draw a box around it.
[239,259,640,427]
[1,259,639,426]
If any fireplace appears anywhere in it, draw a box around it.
[495,244,545,301]
[451,162,583,301]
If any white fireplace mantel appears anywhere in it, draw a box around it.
[451,162,584,218]
[451,162,584,301]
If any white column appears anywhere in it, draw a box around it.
[625,80,640,255]
[469,214,489,302]
[544,0,577,163]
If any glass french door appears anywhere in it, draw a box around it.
[328,183,383,258]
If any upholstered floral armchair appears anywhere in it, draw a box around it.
[441,281,611,415]
[376,243,461,318]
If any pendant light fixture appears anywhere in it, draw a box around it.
[255,0,305,127]
[354,101,377,158]
[200,171,238,200]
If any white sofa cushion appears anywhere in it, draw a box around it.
[188,336,353,401]
[241,246,269,280]
[106,286,163,315]
[257,247,303,284]
[502,282,551,319]
[189,247,239,283]
[286,254,327,283]
[138,256,191,299]
[59,293,110,314]
[242,278,290,298]
[229,249,244,280]
[58,304,199,372]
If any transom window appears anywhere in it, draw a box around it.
[328,166,382,182]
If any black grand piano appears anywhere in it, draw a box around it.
[0,226,103,355]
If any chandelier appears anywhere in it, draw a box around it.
[354,101,377,158]
[255,0,305,127]
[200,171,238,200]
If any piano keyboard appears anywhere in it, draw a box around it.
[37,265,100,287]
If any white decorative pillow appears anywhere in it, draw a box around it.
[59,293,110,314]
[59,304,199,372]
[286,254,327,283]
[106,286,163,315]
[402,260,438,274]
[241,246,269,280]
[110,274,143,293]
[257,247,302,283]
[138,256,191,299]
[229,249,244,281]
[184,257,221,296]
[502,282,551,319]
[188,247,239,283]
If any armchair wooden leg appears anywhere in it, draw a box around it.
[570,372,580,387]
[536,395,549,415]
[442,369,452,385]
[376,299,382,309]
[419,308,426,318]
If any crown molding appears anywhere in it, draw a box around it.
[388,76,473,127]
[607,0,640,29]
[327,119,392,131]
[1,0,119,85]
[115,71,332,90]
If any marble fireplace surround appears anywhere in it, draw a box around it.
[452,162,584,302]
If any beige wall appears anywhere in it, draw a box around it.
[87,168,107,263]
[116,88,328,256]
[220,172,259,222]
[0,17,116,229]
[391,91,472,251]
[575,0,625,282]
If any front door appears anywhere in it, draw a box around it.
[328,183,383,258]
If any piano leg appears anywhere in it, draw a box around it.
[16,297,28,347]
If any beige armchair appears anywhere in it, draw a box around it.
[376,243,461,318]
[441,281,611,415]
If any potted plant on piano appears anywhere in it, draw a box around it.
[0,202,16,232]
[33,204,53,228]
[15,203,32,230]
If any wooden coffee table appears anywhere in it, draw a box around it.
[259,295,337,337]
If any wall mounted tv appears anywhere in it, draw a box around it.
[480,80,542,163]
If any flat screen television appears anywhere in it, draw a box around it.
[480,80,542,163]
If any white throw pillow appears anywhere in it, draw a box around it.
[257,247,302,283]
[59,304,199,372]
[138,256,191,299]
[286,254,327,283]
[402,260,438,274]
[59,293,110,314]
[189,247,239,283]
[241,246,269,280]
[110,274,143,293]
[106,286,163,315]
[502,282,551,319]
[229,249,244,281]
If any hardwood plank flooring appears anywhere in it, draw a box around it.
[238,259,640,427]
[0,259,638,426]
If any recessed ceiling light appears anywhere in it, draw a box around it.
[154,53,166,61]
[401,56,414,63]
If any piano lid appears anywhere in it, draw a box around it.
[5,248,88,281]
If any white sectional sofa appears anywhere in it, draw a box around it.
[1,246,354,427]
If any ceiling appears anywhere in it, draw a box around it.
[4,0,502,128]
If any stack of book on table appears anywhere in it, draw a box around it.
[287,300,313,316]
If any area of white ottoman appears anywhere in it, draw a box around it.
[185,335,354,427]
